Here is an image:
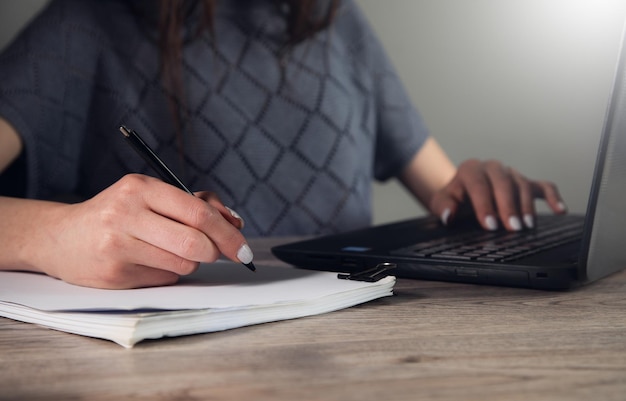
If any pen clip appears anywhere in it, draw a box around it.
[337,262,396,282]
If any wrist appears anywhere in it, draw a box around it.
[0,197,69,275]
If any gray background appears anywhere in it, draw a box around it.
[2,0,626,224]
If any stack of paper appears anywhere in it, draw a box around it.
[0,262,395,348]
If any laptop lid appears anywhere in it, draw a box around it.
[579,22,626,284]
[272,22,626,290]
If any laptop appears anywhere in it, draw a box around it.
[272,25,626,290]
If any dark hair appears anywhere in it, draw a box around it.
[157,0,341,161]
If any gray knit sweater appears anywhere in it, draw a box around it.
[0,0,428,236]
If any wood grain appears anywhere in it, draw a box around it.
[1,237,625,401]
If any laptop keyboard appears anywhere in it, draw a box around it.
[391,216,584,263]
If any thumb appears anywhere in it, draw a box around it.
[429,190,460,226]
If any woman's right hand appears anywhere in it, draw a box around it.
[9,174,250,289]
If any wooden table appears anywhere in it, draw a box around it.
[1,237,625,401]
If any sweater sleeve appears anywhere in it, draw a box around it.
[0,0,99,199]
[336,0,430,181]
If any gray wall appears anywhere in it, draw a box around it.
[358,0,626,223]
[2,0,626,224]
[0,0,48,50]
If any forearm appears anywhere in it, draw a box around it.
[0,175,256,288]
[0,196,68,273]
[398,137,457,210]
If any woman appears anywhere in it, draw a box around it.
[0,0,565,288]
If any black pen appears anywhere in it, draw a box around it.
[119,125,256,272]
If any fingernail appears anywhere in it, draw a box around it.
[523,214,534,229]
[485,215,498,231]
[440,208,451,225]
[557,202,567,212]
[508,216,522,231]
[226,206,245,228]
[237,243,254,265]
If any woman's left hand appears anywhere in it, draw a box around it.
[427,159,567,231]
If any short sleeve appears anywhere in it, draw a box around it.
[0,0,98,199]
[335,0,430,181]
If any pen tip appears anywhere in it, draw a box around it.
[243,262,256,272]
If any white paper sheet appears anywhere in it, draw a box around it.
[0,262,395,347]
[0,262,391,311]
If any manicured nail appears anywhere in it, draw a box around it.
[237,243,254,265]
[440,208,451,225]
[523,214,534,229]
[226,206,245,228]
[485,215,498,231]
[557,202,567,212]
[508,216,522,231]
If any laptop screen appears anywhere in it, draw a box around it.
[580,22,626,282]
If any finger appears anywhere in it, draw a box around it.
[532,181,568,214]
[484,163,523,231]
[196,191,245,229]
[89,263,181,290]
[121,204,220,263]
[457,160,499,231]
[224,206,245,229]
[192,206,252,265]
[428,173,469,225]
[511,170,536,229]
[93,223,202,277]
[123,265,181,289]
[429,190,458,226]
[145,184,252,265]
[80,236,182,289]
[123,234,202,276]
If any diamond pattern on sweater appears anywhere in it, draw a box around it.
[0,0,429,237]
[280,64,323,112]
[184,117,229,174]
[236,125,281,179]
[259,97,308,147]
[242,181,288,235]
[294,115,338,170]
[239,41,282,94]
[320,76,352,131]
[301,172,349,225]
[268,152,317,203]
[221,69,271,121]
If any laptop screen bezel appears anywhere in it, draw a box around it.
[577,21,626,282]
